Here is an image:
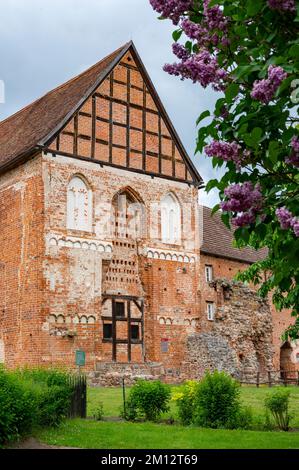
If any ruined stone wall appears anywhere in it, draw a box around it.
[199,253,299,375]
[182,280,274,382]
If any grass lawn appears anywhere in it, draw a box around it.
[35,385,299,449]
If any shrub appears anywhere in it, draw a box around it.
[172,381,199,425]
[124,380,171,422]
[0,367,36,446]
[193,370,245,429]
[264,390,292,431]
[91,402,104,421]
[0,367,74,446]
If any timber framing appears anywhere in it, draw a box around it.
[102,294,144,362]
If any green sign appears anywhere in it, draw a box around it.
[75,350,85,366]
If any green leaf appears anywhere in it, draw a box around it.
[221,212,230,229]
[205,179,219,193]
[225,83,239,103]
[196,110,210,126]
[251,127,263,144]
[268,141,280,164]
[211,203,220,215]
[247,0,263,16]
[172,29,182,42]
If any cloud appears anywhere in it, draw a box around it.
[0,0,223,206]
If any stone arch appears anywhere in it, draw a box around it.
[161,192,181,244]
[67,175,92,231]
[280,341,294,374]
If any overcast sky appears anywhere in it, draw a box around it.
[0,0,223,206]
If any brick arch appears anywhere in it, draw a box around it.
[67,174,93,231]
[160,191,182,244]
[112,186,146,239]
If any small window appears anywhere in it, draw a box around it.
[205,265,213,283]
[103,323,112,339]
[206,302,215,321]
[115,302,125,317]
[131,324,139,340]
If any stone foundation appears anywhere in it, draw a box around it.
[88,362,165,386]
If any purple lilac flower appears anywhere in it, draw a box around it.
[286,136,299,167]
[172,42,190,60]
[220,182,263,227]
[251,65,287,104]
[180,3,228,48]
[276,207,294,229]
[150,0,193,24]
[276,207,299,237]
[293,221,299,237]
[203,0,228,31]
[164,50,227,91]
[204,140,248,167]
[268,0,296,13]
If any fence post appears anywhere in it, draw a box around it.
[256,372,260,388]
[268,371,272,388]
[122,377,126,418]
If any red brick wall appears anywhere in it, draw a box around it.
[0,155,46,367]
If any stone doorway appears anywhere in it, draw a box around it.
[280,341,294,375]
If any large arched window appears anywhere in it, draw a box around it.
[67,176,92,231]
[161,193,181,243]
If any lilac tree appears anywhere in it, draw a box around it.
[150,0,299,338]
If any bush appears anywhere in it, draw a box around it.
[0,367,36,446]
[124,380,171,422]
[0,367,74,446]
[91,402,104,421]
[193,371,247,429]
[172,381,199,425]
[265,390,292,431]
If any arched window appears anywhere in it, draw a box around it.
[112,188,145,240]
[67,176,92,231]
[161,193,181,243]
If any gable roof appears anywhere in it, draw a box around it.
[200,205,267,264]
[0,42,203,186]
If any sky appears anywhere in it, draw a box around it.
[0,0,223,207]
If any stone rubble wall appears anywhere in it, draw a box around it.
[181,280,274,383]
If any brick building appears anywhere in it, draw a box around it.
[0,42,298,383]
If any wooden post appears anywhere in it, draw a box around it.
[127,300,131,363]
[268,371,272,387]
[256,372,260,388]
[297,371,299,387]
[112,299,117,362]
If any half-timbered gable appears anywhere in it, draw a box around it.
[44,43,201,186]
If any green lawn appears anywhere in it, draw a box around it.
[35,385,299,449]
[36,419,299,449]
